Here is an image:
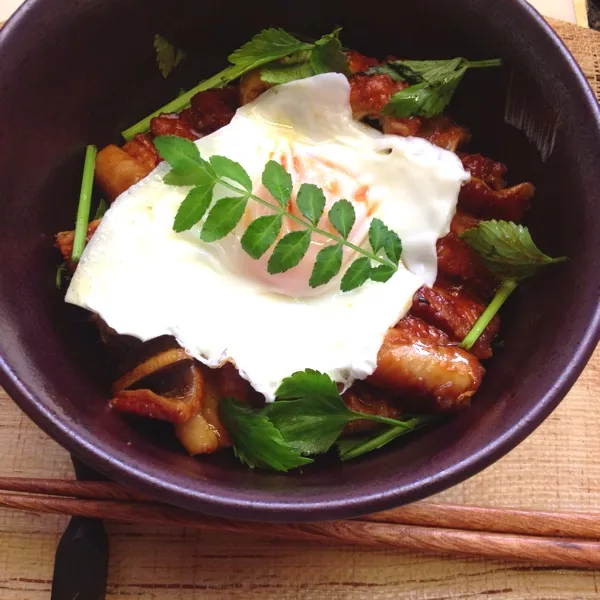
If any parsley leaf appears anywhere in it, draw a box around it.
[219,398,312,471]
[460,220,567,281]
[460,220,567,351]
[154,34,187,79]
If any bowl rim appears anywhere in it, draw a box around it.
[1,0,600,522]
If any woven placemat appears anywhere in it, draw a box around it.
[1,16,599,600]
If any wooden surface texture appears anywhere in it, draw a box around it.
[0,14,599,600]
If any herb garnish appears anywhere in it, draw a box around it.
[122,28,344,140]
[367,58,502,118]
[260,28,349,84]
[220,369,431,471]
[92,198,109,221]
[460,220,567,350]
[337,416,437,461]
[154,34,187,79]
[71,145,98,263]
[154,135,403,292]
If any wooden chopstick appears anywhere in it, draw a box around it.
[2,477,600,567]
[2,477,600,538]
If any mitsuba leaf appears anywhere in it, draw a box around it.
[154,34,187,78]
[228,28,313,70]
[219,398,312,471]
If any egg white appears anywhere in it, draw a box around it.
[66,73,469,401]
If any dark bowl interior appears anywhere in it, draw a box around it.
[0,0,599,522]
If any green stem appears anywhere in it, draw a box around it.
[352,412,413,428]
[467,59,503,69]
[71,145,98,263]
[121,67,240,141]
[219,178,397,271]
[339,417,433,461]
[461,279,518,351]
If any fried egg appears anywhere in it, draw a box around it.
[66,73,469,400]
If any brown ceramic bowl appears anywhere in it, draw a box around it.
[0,0,599,522]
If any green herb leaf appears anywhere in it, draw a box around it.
[276,369,341,402]
[383,69,466,118]
[380,57,502,118]
[154,137,215,187]
[173,185,215,232]
[260,50,315,84]
[123,28,317,140]
[154,136,201,170]
[370,264,396,283]
[385,230,402,265]
[265,395,356,456]
[341,257,372,292]
[309,244,343,288]
[92,198,109,221]
[55,263,68,290]
[328,199,356,239]
[296,183,326,226]
[310,35,350,76]
[262,160,293,208]
[460,220,566,351]
[209,156,252,192]
[219,398,313,471]
[154,34,186,79]
[200,196,248,242]
[369,218,389,254]
[228,28,312,71]
[241,215,283,259]
[460,220,567,281]
[267,230,311,275]
[337,416,436,461]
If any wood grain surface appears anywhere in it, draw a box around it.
[1,14,600,600]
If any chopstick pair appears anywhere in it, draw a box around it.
[2,477,600,568]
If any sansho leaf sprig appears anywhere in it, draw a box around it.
[154,135,403,293]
